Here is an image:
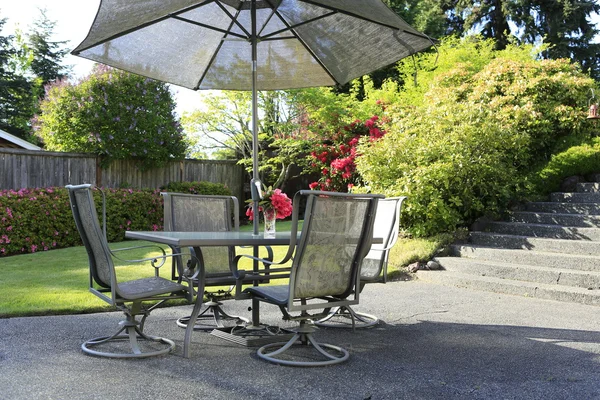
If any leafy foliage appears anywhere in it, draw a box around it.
[307,115,386,192]
[160,180,232,196]
[446,0,600,79]
[0,181,231,257]
[0,10,70,140]
[33,65,187,170]
[19,9,70,89]
[356,37,597,237]
[0,17,35,139]
[529,138,600,197]
[181,90,298,178]
[0,187,161,257]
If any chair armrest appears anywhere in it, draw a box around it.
[108,245,168,269]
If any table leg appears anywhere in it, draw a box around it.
[251,244,261,326]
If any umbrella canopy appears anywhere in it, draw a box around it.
[73,0,433,91]
[72,0,433,233]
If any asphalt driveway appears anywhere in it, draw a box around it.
[1,280,599,399]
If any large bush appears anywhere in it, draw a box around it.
[33,65,187,170]
[357,38,596,237]
[0,181,231,257]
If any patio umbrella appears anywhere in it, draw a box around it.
[72,0,434,234]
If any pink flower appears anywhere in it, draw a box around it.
[309,182,319,190]
[269,189,292,219]
[245,205,263,221]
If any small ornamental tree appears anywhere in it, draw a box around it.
[33,65,187,170]
[307,114,386,192]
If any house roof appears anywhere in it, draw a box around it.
[0,129,42,150]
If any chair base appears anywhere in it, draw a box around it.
[177,300,249,331]
[256,321,349,367]
[314,305,379,329]
[257,333,349,367]
[82,322,174,359]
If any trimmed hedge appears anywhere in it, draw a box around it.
[0,181,231,257]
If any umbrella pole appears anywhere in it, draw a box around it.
[251,0,260,237]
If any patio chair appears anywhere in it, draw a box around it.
[162,192,268,330]
[66,184,196,358]
[315,196,406,329]
[240,190,382,367]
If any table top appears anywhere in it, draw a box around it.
[125,230,295,247]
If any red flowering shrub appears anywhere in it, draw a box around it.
[308,115,386,192]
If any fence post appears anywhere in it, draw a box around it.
[95,157,102,187]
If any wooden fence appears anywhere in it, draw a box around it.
[0,148,246,201]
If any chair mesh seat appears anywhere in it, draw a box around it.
[244,285,289,305]
[117,277,188,300]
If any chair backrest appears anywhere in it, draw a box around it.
[287,190,383,312]
[66,184,118,303]
[360,196,406,282]
[161,192,238,275]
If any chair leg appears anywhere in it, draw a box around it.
[256,320,350,367]
[314,305,378,329]
[177,300,249,331]
[82,309,174,359]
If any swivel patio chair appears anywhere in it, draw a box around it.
[67,184,196,358]
[315,196,406,329]
[162,192,267,330]
[239,190,382,367]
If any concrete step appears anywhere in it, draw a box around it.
[441,253,600,286]
[417,269,600,306]
[468,232,600,255]
[486,221,600,241]
[509,211,600,227]
[525,202,600,215]
[550,192,600,203]
[577,182,600,193]
[452,244,600,271]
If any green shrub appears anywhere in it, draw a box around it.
[0,187,162,257]
[0,181,231,257]
[528,137,600,197]
[161,181,232,196]
[356,38,596,237]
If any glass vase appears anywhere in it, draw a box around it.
[263,208,277,238]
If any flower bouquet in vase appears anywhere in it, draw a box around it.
[246,187,293,238]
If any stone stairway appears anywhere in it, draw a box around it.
[418,181,600,305]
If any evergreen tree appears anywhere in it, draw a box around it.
[510,0,600,79]
[25,9,70,88]
[0,16,33,139]
[454,1,600,79]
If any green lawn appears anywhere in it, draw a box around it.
[0,220,449,318]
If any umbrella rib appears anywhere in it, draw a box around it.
[257,6,277,37]
[266,6,339,85]
[72,0,216,54]
[193,7,244,90]
[214,0,252,38]
[298,0,432,40]
[259,11,336,41]
[171,16,247,39]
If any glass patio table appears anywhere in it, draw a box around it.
[125,230,382,349]
[125,230,297,346]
